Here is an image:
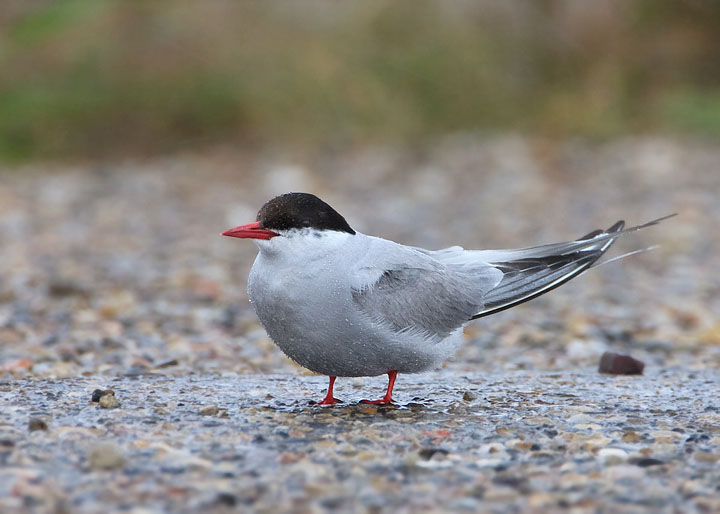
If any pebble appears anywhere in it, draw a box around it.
[91,389,114,402]
[621,430,644,443]
[598,448,629,465]
[99,393,120,409]
[598,352,645,375]
[88,442,125,470]
[694,451,719,463]
[462,391,477,401]
[28,418,48,432]
[199,405,219,416]
[631,457,665,467]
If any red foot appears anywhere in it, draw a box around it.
[317,376,339,406]
[360,397,392,405]
[360,370,398,405]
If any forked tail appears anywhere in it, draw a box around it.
[471,214,675,319]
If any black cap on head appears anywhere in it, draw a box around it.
[257,193,355,235]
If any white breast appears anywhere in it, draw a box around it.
[246,230,464,377]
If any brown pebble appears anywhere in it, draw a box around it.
[462,391,477,401]
[199,405,219,416]
[279,452,304,464]
[89,442,125,470]
[28,418,48,432]
[598,352,645,375]
[154,359,179,369]
[99,393,120,409]
[419,448,449,460]
[622,430,643,443]
[48,281,87,298]
[694,451,719,463]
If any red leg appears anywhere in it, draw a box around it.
[361,370,398,405]
[317,376,339,405]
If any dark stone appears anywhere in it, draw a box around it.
[28,418,48,431]
[48,281,87,298]
[91,389,115,402]
[220,305,239,330]
[631,457,664,467]
[598,352,645,375]
[154,359,179,369]
[42,335,60,347]
[320,497,346,509]
[492,474,529,492]
[419,448,449,460]
[215,493,237,507]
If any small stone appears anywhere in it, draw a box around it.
[88,442,125,470]
[462,391,477,401]
[48,281,87,298]
[694,451,719,463]
[622,430,643,443]
[598,352,645,375]
[215,493,237,507]
[99,393,120,409]
[199,405,219,416]
[418,448,449,460]
[511,441,534,451]
[154,359,179,369]
[630,457,664,467]
[92,389,116,403]
[28,418,48,432]
[567,413,593,424]
[598,448,629,464]
[278,452,304,465]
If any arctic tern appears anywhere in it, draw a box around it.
[222,192,671,405]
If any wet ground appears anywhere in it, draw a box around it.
[3,371,720,513]
[1,136,719,512]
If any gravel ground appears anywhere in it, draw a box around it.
[1,136,719,512]
[3,371,720,513]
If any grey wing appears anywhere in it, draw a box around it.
[351,264,500,340]
[410,214,673,321]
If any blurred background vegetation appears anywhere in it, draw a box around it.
[1,0,719,161]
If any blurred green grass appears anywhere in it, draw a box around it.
[1,0,719,161]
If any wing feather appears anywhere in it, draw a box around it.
[352,214,672,334]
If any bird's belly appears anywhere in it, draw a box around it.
[248,271,460,377]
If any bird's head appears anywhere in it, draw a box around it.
[222,192,355,250]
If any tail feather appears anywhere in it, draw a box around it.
[470,215,673,320]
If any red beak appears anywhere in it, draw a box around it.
[221,221,278,240]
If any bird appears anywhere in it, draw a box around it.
[222,192,671,406]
